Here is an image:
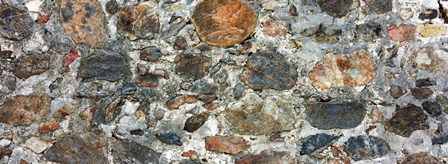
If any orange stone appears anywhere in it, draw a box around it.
[309,51,376,92]
[191,0,258,47]
[38,121,60,134]
[205,136,249,154]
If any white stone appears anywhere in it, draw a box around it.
[25,0,42,12]
[23,137,52,153]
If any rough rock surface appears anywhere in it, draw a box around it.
[117,2,159,40]
[385,105,429,137]
[77,50,130,82]
[305,101,367,129]
[0,4,34,40]
[344,136,391,161]
[0,94,50,126]
[13,53,50,79]
[205,136,249,154]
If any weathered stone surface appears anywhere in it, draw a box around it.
[205,136,249,154]
[262,18,290,38]
[112,140,161,164]
[167,95,199,110]
[77,51,130,82]
[344,136,391,161]
[236,150,294,164]
[174,53,212,80]
[411,47,447,73]
[432,135,448,145]
[241,51,298,91]
[436,95,448,114]
[0,4,34,40]
[422,101,442,117]
[0,94,50,126]
[117,2,159,40]
[309,51,376,92]
[389,85,407,99]
[59,0,109,47]
[416,78,436,87]
[419,9,438,20]
[156,132,182,146]
[136,74,158,88]
[173,36,188,50]
[53,104,76,118]
[23,137,52,154]
[411,87,433,99]
[385,105,429,137]
[387,24,416,42]
[62,49,79,67]
[318,0,354,18]
[305,101,367,130]
[355,22,382,40]
[43,132,107,163]
[398,153,442,164]
[300,133,340,155]
[191,0,257,47]
[106,0,119,14]
[417,24,447,37]
[13,53,50,79]
[184,112,209,132]
[224,93,296,135]
[38,121,60,134]
[366,0,393,14]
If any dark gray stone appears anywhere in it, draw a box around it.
[432,135,448,145]
[366,0,393,14]
[419,9,438,20]
[318,0,353,18]
[77,51,130,82]
[0,4,34,40]
[174,53,212,80]
[106,0,118,14]
[356,22,382,40]
[156,132,183,146]
[344,136,391,161]
[305,101,367,130]
[112,140,161,164]
[13,53,50,79]
[184,112,209,133]
[422,101,442,117]
[416,78,436,87]
[300,133,340,155]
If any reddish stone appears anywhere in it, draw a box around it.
[398,153,441,164]
[236,150,294,164]
[205,136,250,154]
[182,150,198,158]
[38,121,60,134]
[263,18,290,37]
[191,0,258,47]
[0,94,51,126]
[37,13,52,24]
[387,24,416,42]
[63,49,79,67]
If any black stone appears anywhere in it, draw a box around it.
[77,51,130,82]
[385,104,429,137]
[130,129,144,136]
[184,112,209,133]
[432,135,448,145]
[419,9,438,20]
[422,101,442,117]
[300,133,340,155]
[344,136,391,161]
[416,78,436,87]
[156,133,183,146]
[317,0,353,18]
[305,101,367,130]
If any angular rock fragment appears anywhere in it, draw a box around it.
[224,93,296,135]
[387,24,416,42]
[173,36,188,50]
[112,140,161,163]
[417,24,447,37]
[77,50,130,82]
[411,87,433,99]
[0,94,50,126]
[13,53,50,79]
[23,137,52,154]
[389,85,406,99]
[305,101,367,130]
[262,18,290,38]
[241,51,298,91]
[355,22,382,40]
[191,0,257,47]
[308,51,376,92]
[205,136,249,154]
[385,105,429,137]
[43,132,108,163]
[184,112,209,132]
[300,133,340,155]
[344,136,391,161]
[156,132,182,146]
[398,153,441,164]
[0,4,34,40]
[422,101,442,117]
[318,0,354,18]
[236,150,294,164]
[419,9,438,20]
[365,0,392,14]
[59,0,109,47]
[416,78,436,87]
[411,47,447,73]
[117,2,159,40]
[136,74,158,88]
[174,53,212,80]
[38,121,60,134]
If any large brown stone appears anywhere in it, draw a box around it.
[13,53,50,79]
[309,51,376,92]
[0,4,34,40]
[0,94,51,126]
[117,2,160,40]
[59,0,109,48]
[385,105,429,137]
[191,0,257,47]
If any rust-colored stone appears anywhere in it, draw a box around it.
[0,94,51,126]
[191,0,258,47]
[59,0,109,48]
[262,18,290,37]
[309,51,376,92]
[182,150,198,158]
[38,121,60,134]
[205,136,250,154]
[167,95,199,110]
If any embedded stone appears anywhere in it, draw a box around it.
[309,51,376,92]
[387,24,416,42]
[43,132,108,163]
[432,135,448,145]
[355,22,382,40]
[365,0,392,14]
[23,137,52,154]
[140,47,163,62]
[385,105,429,137]
[38,121,60,134]
[305,101,367,130]
[173,36,188,50]
[77,51,130,82]
[59,0,109,48]
[117,2,159,40]
[411,87,433,99]
[62,49,79,67]
[0,4,34,40]
[416,78,436,87]
[300,133,341,155]
[13,53,50,79]
[422,101,442,117]
[106,0,119,14]
[262,18,290,38]
[205,136,249,154]
[184,112,209,132]
[112,140,161,163]
[156,133,182,146]
[240,51,298,91]
[398,153,441,164]
[174,53,212,80]
[236,150,294,164]
[191,0,257,47]
[344,136,391,161]
[136,74,158,88]
[0,94,51,126]
[411,47,447,73]
[389,85,407,99]
[419,9,438,20]
[318,0,354,18]
[417,24,447,37]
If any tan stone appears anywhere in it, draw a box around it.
[417,24,447,37]
[309,51,376,92]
